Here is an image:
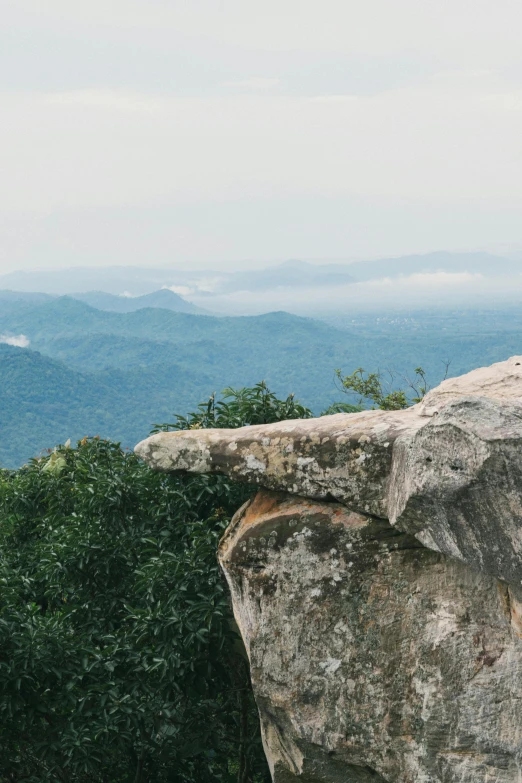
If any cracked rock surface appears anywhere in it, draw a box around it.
[136,406,424,518]
[136,357,522,782]
[221,490,522,782]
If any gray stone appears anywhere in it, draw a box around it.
[136,357,522,583]
[418,355,522,416]
[390,396,522,586]
[135,407,425,518]
[221,490,522,782]
[135,356,522,782]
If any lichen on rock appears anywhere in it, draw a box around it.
[136,357,522,782]
[221,490,522,782]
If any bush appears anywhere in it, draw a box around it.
[0,384,312,782]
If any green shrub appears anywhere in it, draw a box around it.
[0,384,312,782]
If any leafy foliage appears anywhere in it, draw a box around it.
[152,381,313,432]
[334,366,430,410]
[320,401,362,416]
[0,382,312,782]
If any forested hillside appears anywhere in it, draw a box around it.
[0,386,306,782]
[0,344,213,468]
[1,296,522,467]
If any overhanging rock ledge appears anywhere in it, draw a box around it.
[136,357,522,782]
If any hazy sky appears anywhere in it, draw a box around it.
[2,0,522,273]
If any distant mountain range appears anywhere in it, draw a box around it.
[0,287,205,316]
[346,251,518,281]
[72,289,207,314]
[2,293,522,467]
[1,251,521,467]
[0,252,519,301]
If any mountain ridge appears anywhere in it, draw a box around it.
[1,252,520,300]
[4,295,522,468]
[72,288,209,314]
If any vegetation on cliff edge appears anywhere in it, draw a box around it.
[0,384,312,782]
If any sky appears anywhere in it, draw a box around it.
[2,0,522,274]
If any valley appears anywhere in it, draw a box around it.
[1,292,522,467]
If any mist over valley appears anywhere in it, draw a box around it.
[1,251,522,315]
[2,254,522,468]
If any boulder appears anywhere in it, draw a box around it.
[136,357,522,584]
[135,408,424,518]
[220,490,522,782]
[418,355,522,415]
[135,357,522,782]
[390,396,522,586]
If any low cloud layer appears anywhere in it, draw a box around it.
[187,272,522,315]
[0,334,30,347]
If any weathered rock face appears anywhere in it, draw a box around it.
[390,396,522,586]
[418,355,522,416]
[136,357,522,782]
[221,490,522,782]
[135,407,425,518]
[136,357,522,586]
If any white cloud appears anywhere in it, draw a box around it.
[363,272,485,288]
[187,273,522,315]
[0,334,30,347]
[194,278,222,293]
[164,285,193,296]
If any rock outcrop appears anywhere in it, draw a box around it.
[136,357,522,782]
[220,490,522,782]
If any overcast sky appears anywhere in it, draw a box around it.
[2,0,522,273]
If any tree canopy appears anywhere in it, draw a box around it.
[0,384,313,782]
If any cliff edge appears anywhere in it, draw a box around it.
[136,357,522,782]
